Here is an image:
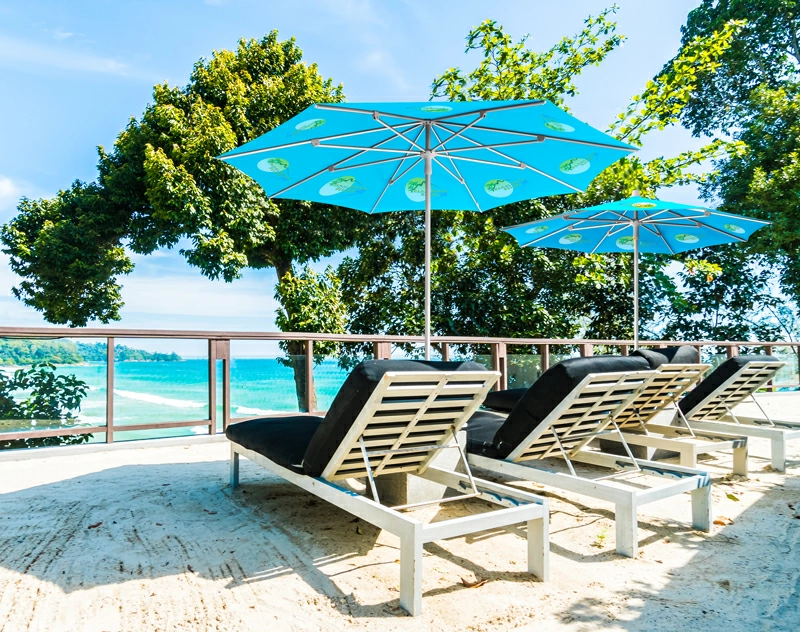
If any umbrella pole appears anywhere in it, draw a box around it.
[633,221,639,350]
[424,126,432,361]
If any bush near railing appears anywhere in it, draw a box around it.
[0,363,90,450]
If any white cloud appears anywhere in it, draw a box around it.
[0,34,156,81]
[51,27,74,41]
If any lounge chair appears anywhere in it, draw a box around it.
[226,359,550,616]
[677,355,800,471]
[466,356,712,558]
[598,347,750,474]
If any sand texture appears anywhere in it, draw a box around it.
[0,394,799,631]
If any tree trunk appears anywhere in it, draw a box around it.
[275,260,316,412]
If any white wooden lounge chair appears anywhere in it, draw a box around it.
[604,363,750,474]
[466,356,712,558]
[227,360,549,616]
[678,355,800,471]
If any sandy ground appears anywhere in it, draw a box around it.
[0,395,799,631]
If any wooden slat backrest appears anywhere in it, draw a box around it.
[615,364,710,430]
[506,371,654,463]
[687,361,785,421]
[320,370,499,481]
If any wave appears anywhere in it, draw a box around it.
[113,389,207,409]
[235,405,284,416]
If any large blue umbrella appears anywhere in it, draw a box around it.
[218,100,635,358]
[502,192,771,349]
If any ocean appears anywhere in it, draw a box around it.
[47,358,353,443]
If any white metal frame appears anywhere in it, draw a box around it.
[681,360,800,471]
[228,370,549,616]
[603,364,749,473]
[467,370,712,558]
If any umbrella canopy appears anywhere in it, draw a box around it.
[218,100,635,358]
[502,193,771,348]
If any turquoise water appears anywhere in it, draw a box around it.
[40,358,353,442]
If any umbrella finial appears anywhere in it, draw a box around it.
[632,189,641,198]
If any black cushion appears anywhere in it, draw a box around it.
[678,354,781,416]
[302,359,487,476]
[491,355,650,458]
[465,410,506,458]
[225,416,323,473]
[483,388,527,412]
[632,346,700,369]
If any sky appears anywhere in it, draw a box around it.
[0,0,706,354]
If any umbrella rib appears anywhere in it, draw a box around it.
[431,115,484,151]
[694,221,748,242]
[649,224,676,255]
[445,153,526,168]
[432,156,462,183]
[375,118,425,152]
[704,210,771,225]
[314,143,418,155]
[313,103,425,123]
[430,125,482,212]
[331,155,412,171]
[439,138,546,153]
[590,226,617,254]
[433,100,546,122]
[366,127,427,214]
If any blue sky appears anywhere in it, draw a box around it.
[0,0,705,353]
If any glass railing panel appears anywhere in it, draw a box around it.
[769,348,799,389]
[229,341,304,417]
[112,338,209,442]
[0,337,108,449]
[506,354,542,389]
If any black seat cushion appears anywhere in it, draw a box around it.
[302,359,487,476]
[226,416,323,473]
[491,355,650,458]
[483,388,528,412]
[465,410,506,458]
[678,354,781,417]
[632,346,700,369]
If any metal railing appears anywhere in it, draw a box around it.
[0,325,797,446]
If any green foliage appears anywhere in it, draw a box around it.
[0,363,90,450]
[1,31,361,326]
[340,11,743,351]
[0,339,181,365]
[669,0,800,134]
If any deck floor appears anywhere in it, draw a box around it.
[0,395,799,631]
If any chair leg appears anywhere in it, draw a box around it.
[691,484,712,532]
[230,447,240,488]
[771,436,787,472]
[527,515,550,582]
[399,531,423,616]
[678,447,697,469]
[614,498,638,558]
[733,444,748,476]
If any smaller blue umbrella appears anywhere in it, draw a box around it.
[502,192,771,348]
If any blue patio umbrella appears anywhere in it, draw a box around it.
[502,192,772,349]
[218,100,635,358]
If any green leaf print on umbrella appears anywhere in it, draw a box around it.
[542,115,575,133]
[724,223,746,234]
[525,224,549,234]
[616,236,635,250]
[319,175,365,197]
[405,177,446,202]
[559,153,596,175]
[420,105,452,112]
[559,233,583,245]
[675,233,699,244]
[294,118,326,132]
[484,178,527,198]
[257,157,289,178]
[631,202,657,208]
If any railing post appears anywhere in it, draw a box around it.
[441,342,450,362]
[620,344,629,356]
[305,340,315,414]
[538,344,549,373]
[579,343,593,357]
[727,345,739,359]
[765,345,775,391]
[106,337,114,443]
[491,342,507,390]
[208,339,217,435]
[373,341,391,360]
[218,340,231,432]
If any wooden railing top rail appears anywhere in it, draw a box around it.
[0,326,797,348]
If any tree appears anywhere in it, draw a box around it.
[668,0,799,135]
[339,10,742,352]
[0,363,90,450]
[1,32,362,408]
[274,265,347,410]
